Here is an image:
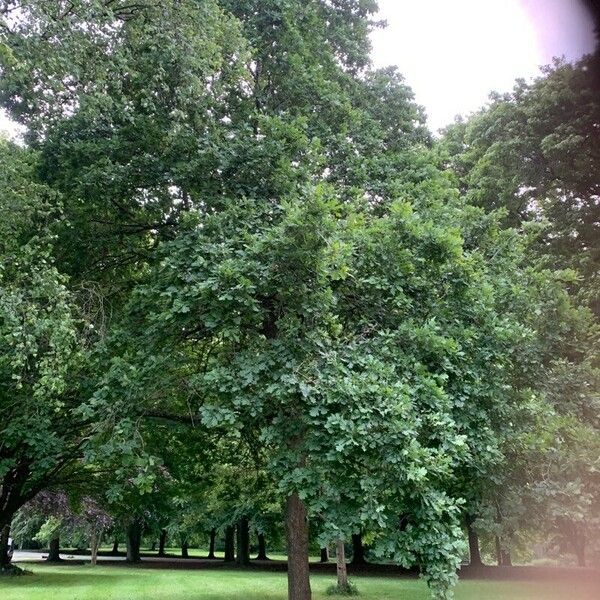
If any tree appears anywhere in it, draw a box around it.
[0,139,92,571]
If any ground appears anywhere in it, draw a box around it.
[2,563,599,600]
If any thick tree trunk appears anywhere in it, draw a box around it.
[111,538,119,555]
[47,534,62,562]
[320,547,329,563]
[126,520,143,563]
[158,529,167,557]
[466,519,483,567]
[0,522,11,569]
[336,540,349,591]
[236,517,250,566]
[224,526,235,562]
[181,539,189,559]
[501,548,512,566]
[207,528,216,559]
[285,492,312,600]
[256,532,268,560]
[351,533,366,565]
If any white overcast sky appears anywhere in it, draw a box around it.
[0,0,597,138]
[371,0,597,131]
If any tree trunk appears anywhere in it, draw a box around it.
[126,519,143,563]
[207,528,216,559]
[336,540,349,591]
[256,532,268,560]
[236,517,250,566]
[111,538,119,555]
[501,548,512,566]
[224,526,235,562]
[466,519,483,567]
[181,539,189,559]
[47,534,62,562]
[494,535,504,566]
[320,547,329,563]
[0,522,11,569]
[351,533,366,565]
[285,492,312,600]
[90,528,103,566]
[151,540,156,551]
[158,529,167,557]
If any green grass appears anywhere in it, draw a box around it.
[1,564,598,600]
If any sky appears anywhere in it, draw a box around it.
[0,0,597,137]
[371,0,597,131]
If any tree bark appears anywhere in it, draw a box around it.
[466,518,483,567]
[126,519,143,563]
[256,532,268,560]
[336,540,349,591]
[495,535,502,566]
[207,528,216,559]
[158,529,167,557]
[236,516,250,566]
[111,538,119,555]
[224,526,235,562]
[0,522,11,569]
[320,547,329,563]
[285,492,312,600]
[47,534,62,562]
[351,533,366,565]
[90,528,103,566]
[181,539,189,559]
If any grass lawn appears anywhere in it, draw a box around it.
[2,564,599,600]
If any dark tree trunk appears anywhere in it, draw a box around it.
[151,540,156,551]
[236,517,250,566]
[0,522,11,569]
[320,547,329,563]
[224,526,235,562]
[285,492,312,600]
[111,538,119,555]
[207,528,216,559]
[466,518,483,567]
[158,529,167,557]
[181,539,189,559]
[351,533,366,565]
[126,519,143,563]
[256,532,268,560]
[47,534,62,562]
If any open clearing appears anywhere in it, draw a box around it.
[2,564,599,600]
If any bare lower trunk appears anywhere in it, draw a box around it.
[0,522,11,568]
[336,540,349,590]
[466,519,483,567]
[126,519,143,563]
[256,532,268,560]
[207,528,216,559]
[224,526,235,562]
[320,547,329,563]
[285,492,311,600]
[351,533,366,565]
[90,528,103,566]
[236,517,250,566]
[181,539,189,559]
[47,534,61,562]
[111,539,119,555]
[158,529,167,557]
